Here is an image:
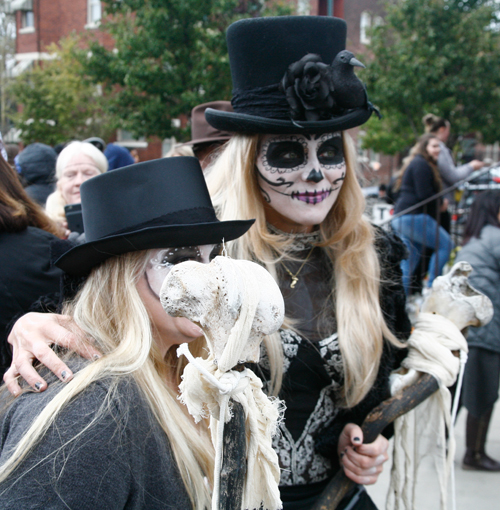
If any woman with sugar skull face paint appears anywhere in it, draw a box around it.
[205,16,411,510]
[0,157,253,509]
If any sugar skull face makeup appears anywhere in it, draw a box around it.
[145,244,222,298]
[256,132,346,231]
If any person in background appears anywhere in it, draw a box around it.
[0,157,63,378]
[164,144,195,158]
[391,134,453,294]
[423,113,484,232]
[130,148,140,163]
[104,142,135,170]
[455,190,500,471]
[5,144,19,168]
[17,143,58,207]
[177,101,233,170]
[45,141,108,232]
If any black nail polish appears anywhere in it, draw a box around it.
[353,437,361,442]
[61,371,68,380]
[92,354,100,361]
[340,453,344,458]
[34,382,42,391]
[353,446,356,452]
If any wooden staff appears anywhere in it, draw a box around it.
[311,373,439,510]
[219,363,247,510]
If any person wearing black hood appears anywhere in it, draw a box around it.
[18,143,58,207]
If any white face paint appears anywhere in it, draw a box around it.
[256,132,346,231]
[145,244,221,298]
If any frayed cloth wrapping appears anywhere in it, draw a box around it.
[387,313,468,510]
[178,347,283,510]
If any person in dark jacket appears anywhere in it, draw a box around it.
[0,157,63,378]
[17,143,58,207]
[455,190,500,471]
[391,134,453,294]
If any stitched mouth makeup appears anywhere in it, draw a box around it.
[292,189,333,204]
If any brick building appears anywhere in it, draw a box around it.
[10,0,163,160]
[11,0,395,178]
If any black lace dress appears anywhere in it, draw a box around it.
[253,226,410,510]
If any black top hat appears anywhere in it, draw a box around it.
[206,16,377,135]
[55,157,254,276]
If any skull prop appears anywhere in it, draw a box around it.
[421,261,493,330]
[160,256,285,372]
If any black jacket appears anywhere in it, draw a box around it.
[0,227,62,377]
[394,154,441,220]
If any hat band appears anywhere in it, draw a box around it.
[232,84,291,120]
[106,207,219,237]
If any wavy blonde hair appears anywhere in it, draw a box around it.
[0,252,212,509]
[206,133,402,407]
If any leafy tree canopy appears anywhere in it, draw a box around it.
[10,37,118,146]
[362,0,500,154]
[79,0,292,141]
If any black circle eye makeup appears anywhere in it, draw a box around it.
[317,133,345,168]
[260,137,308,173]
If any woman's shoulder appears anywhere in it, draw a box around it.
[407,154,432,171]
[0,373,189,509]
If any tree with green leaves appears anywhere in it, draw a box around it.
[10,37,118,146]
[362,0,500,155]
[0,1,15,136]
[80,0,291,141]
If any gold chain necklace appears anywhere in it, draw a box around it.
[281,246,315,288]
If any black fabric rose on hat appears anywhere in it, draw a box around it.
[280,54,336,122]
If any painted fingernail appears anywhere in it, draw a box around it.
[92,354,101,361]
[340,452,345,458]
[352,446,357,452]
[61,370,68,380]
[34,382,42,391]
[353,437,361,443]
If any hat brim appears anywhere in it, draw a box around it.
[177,135,232,147]
[205,107,372,135]
[55,219,254,277]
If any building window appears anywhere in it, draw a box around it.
[21,10,34,28]
[88,0,101,25]
[360,11,372,45]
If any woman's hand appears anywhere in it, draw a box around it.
[337,423,389,485]
[4,312,101,395]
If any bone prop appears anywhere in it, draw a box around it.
[160,256,285,510]
[311,262,493,510]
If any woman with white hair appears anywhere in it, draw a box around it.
[0,157,253,509]
[45,141,108,231]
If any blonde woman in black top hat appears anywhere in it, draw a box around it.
[4,16,411,510]
[0,157,253,509]
[203,16,410,510]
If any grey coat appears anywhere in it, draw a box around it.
[456,225,500,353]
[0,370,191,509]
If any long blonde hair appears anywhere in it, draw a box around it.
[207,133,402,407]
[0,252,212,509]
